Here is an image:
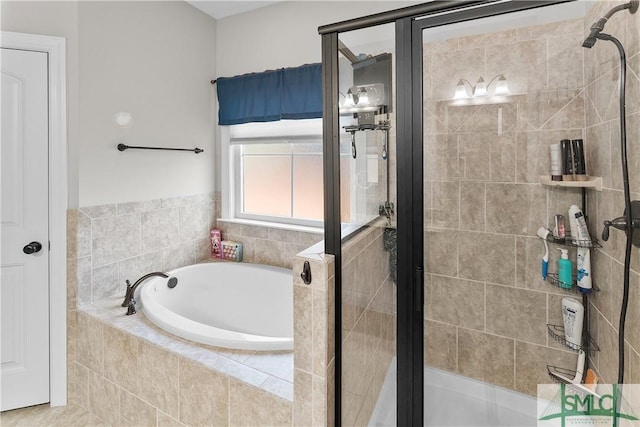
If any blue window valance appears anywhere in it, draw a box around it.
[216,63,322,126]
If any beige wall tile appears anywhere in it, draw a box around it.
[77,256,92,303]
[597,318,619,385]
[424,320,457,372]
[178,202,214,242]
[117,199,163,215]
[77,210,92,258]
[91,213,140,267]
[424,230,457,277]
[486,284,548,345]
[141,207,179,252]
[119,388,158,426]
[458,328,514,389]
[70,362,90,409]
[254,239,286,267]
[158,410,186,427]
[179,359,229,426]
[429,47,486,100]
[162,242,195,271]
[312,375,327,427]
[490,132,516,182]
[67,256,78,310]
[137,341,180,418]
[118,251,164,286]
[432,181,459,229]
[426,275,485,331]
[76,312,103,374]
[458,231,516,285]
[294,284,313,373]
[342,315,367,401]
[103,325,139,394]
[486,38,547,94]
[460,182,486,232]
[515,237,553,292]
[230,380,292,427]
[485,183,546,236]
[313,288,328,377]
[515,341,577,396]
[91,262,119,301]
[293,369,312,427]
[87,371,120,426]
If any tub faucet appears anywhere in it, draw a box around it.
[121,272,172,314]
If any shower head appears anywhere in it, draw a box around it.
[582,0,638,48]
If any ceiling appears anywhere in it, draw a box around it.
[186,1,282,19]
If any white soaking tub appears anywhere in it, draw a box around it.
[139,262,293,351]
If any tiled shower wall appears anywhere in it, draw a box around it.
[422,17,592,395]
[584,1,640,386]
[341,225,395,425]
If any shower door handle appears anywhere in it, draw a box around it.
[415,266,424,313]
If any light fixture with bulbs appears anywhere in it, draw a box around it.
[339,83,385,113]
[453,74,510,101]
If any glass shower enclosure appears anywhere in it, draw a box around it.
[321,1,614,426]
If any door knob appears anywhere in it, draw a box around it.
[23,241,42,254]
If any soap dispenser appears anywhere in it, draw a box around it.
[557,248,573,289]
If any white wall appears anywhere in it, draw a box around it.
[215,1,420,76]
[2,1,415,205]
[78,1,217,206]
[1,1,81,208]
[214,0,420,191]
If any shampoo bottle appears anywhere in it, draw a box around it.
[568,205,581,242]
[557,248,573,289]
[577,247,592,294]
[562,298,584,350]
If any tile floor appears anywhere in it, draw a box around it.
[0,404,107,426]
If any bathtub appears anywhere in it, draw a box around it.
[139,262,293,351]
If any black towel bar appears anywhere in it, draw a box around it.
[117,143,203,154]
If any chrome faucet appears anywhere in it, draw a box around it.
[121,272,176,315]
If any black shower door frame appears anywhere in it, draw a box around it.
[320,1,572,426]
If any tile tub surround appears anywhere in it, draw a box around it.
[292,246,335,427]
[422,16,590,396]
[71,298,294,427]
[75,194,216,304]
[217,219,323,269]
[68,193,295,426]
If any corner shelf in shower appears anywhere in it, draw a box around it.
[539,175,603,191]
[546,273,600,293]
[547,323,600,357]
[546,365,599,396]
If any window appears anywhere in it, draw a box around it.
[222,118,381,231]
[222,119,331,228]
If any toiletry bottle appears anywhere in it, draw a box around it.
[575,211,591,244]
[577,248,592,293]
[557,248,573,289]
[572,139,587,181]
[568,205,580,242]
[561,139,574,181]
[550,143,562,181]
[553,214,566,243]
[562,297,584,350]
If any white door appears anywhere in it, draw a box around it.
[1,48,50,411]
